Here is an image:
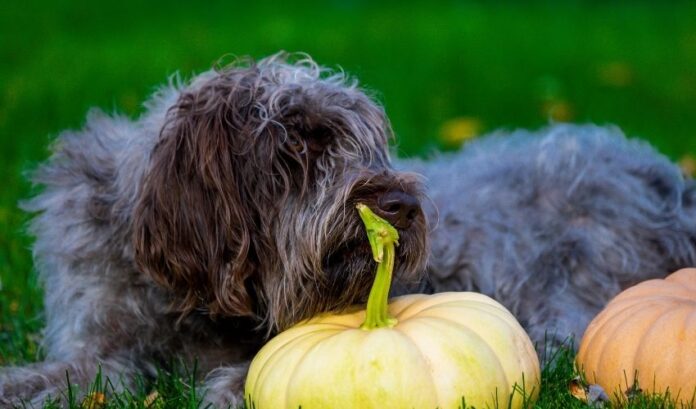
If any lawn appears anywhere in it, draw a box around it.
[2,0,696,407]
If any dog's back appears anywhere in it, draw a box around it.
[407,124,696,348]
[21,86,175,357]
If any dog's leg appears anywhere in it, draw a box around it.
[0,358,135,407]
[0,360,92,407]
[199,364,249,409]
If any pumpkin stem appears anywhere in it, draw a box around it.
[356,203,399,330]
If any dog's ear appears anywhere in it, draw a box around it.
[133,77,258,319]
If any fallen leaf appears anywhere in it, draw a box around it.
[680,155,696,177]
[439,117,482,147]
[541,100,574,122]
[144,390,163,408]
[82,392,106,409]
[568,377,588,402]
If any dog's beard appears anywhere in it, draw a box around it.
[262,209,427,335]
[255,166,429,335]
[322,220,427,303]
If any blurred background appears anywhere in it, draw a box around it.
[1,0,696,362]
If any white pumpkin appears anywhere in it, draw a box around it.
[245,204,540,409]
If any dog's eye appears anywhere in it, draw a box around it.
[287,137,306,154]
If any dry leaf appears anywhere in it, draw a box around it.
[541,100,574,122]
[568,377,588,402]
[680,155,696,177]
[144,390,163,408]
[569,377,609,407]
[81,392,106,409]
[439,117,482,146]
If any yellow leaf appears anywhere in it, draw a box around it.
[679,154,696,177]
[541,100,574,122]
[144,390,163,408]
[568,378,588,402]
[439,117,482,147]
[82,392,106,409]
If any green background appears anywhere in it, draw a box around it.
[2,0,696,375]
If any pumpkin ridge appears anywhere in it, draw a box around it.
[392,293,502,319]
[392,300,436,321]
[253,327,340,405]
[631,307,689,394]
[281,329,354,408]
[579,299,662,374]
[616,294,696,305]
[591,299,661,332]
[256,325,343,371]
[407,315,512,405]
[669,306,696,396]
[613,282,696,303]
[582,304,645,384]
[432,309,534,396]
[396,298,510,321]
[389,294,433,318]
[388,325,441,407]
[678,308,696,399]
[407,303,527,353]
[686,307,696,336]
[297,316,361,329]
[666,268,696,290]
[598,304,669,391]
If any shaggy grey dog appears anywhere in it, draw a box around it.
[0,54,428,407]
[1,53,695,407]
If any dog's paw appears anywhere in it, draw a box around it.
[200,365,248,409]
[0,364,77,408]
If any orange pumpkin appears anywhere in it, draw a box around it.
[577,268,696,401]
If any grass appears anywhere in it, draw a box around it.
[2,0,696,407]
[27,364,207,409]
[8,342,689,408]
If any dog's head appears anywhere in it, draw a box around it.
[133,53,428,333]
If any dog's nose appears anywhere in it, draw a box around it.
[375,191,420,229]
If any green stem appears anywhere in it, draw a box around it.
[356,204,399,330]
[361,243,396,329]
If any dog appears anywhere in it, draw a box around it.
[1,53,695,407]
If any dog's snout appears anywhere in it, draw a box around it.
[375,191,420,229]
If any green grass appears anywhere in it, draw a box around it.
[25,364,207,409]
[7,343,690,408]
[2,0,696,407]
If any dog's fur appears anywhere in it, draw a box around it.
[2,53,695,407]
[407,126,696,346]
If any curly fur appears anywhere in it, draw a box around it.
[407,124,696,346]
[1,53,695,407]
